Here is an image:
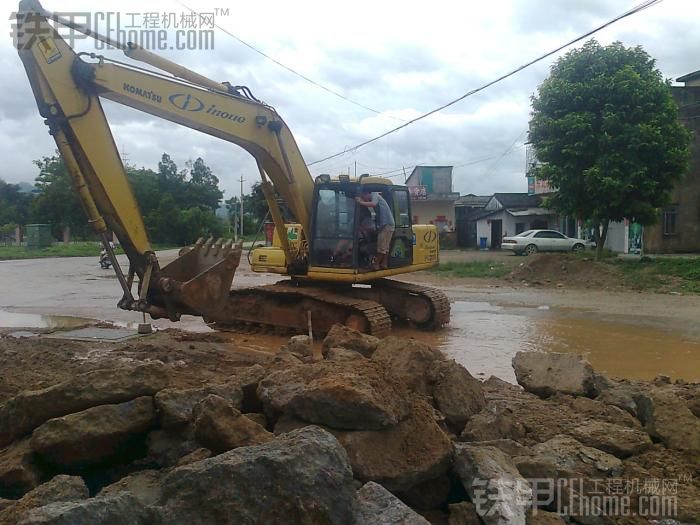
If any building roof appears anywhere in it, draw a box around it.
[677,70,700,83]
[456,194,490,207]
[492,193,542,208]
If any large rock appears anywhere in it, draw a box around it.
[0,475,88,525]
[99,470,163,508]
[568,420,652,458]
[30,397,157,468]
[192,394,273,453]
[372,337,445,395]
[0,438,41,498]
[0,362,168,447]
[635,388,700,452]
[333,398,454,492]
[154,384,242,429]
[225,364,268,413]
[447,502,482,525]
[145,429,199,468]
[355,482,430,525]
[285,335,313,357]
[321,323,379,357]
[257,360,410,430]
[454,444,531,525]
[512,352,596,398]
[155,426,356,525]
[430,360,486,431]
[460,407,525,442]
[593,375,641,416]
[530,435,622,478]
[17,491,152,525]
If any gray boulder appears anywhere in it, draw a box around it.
[0,362,168,447]
[257,360,410,430]
[321,323,379,357]
[568,420,652,458]
[531,435,622,477]
[0,475,88,525]
[18,492,152,525]
[635,388,700,452]
[30,397,157,468]
[430,359,486,430]
[192,394,273,453]
[154,384,242,429]
[355,482,430,525]
[454,444,531,525]
[512,352,596,398]
[155,426,356,525]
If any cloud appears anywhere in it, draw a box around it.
[1,0,698,204]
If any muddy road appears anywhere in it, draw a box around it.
[2,250,699,382]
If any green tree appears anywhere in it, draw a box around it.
[31,154,91,239]
[0,178,32,226]
[187,157,223,211]
[529,40,691,259]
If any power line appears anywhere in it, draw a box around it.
[178,2,404,122]
[307,0,663,166]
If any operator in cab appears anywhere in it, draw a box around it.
[356,189,395,270]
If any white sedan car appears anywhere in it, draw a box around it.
[501,229,591,256]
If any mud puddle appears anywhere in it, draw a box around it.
[0,309,95,331]
[395,300,700,383]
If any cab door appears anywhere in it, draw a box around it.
[389,188,413,268]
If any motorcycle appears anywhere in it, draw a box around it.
[99,248,112,269]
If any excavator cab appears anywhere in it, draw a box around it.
[308,177,414,271]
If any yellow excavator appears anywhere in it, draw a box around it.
[15,0,450,337]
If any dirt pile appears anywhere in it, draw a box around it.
[0,327,698,524]
[507,253,622,289]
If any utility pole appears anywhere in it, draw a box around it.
[239,175,245,240]
[354,160,357,178]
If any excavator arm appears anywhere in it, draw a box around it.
[15,0,315,321]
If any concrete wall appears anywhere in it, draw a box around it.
[644,86,700,253]
[412,200,455,231]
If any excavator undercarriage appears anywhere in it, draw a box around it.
[206,278,450,338]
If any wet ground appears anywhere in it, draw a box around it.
[2,250,699,382]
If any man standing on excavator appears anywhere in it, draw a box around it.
[356,189,395,270]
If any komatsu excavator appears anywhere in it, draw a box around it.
[15,0,450,337]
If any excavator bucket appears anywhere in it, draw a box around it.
[156,238,243,319]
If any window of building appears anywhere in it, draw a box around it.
[663,208,677,236]
[515,222,525,235]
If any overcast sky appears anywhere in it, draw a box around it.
[2,0,698,200]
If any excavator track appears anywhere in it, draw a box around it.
[207,281,392,338]
[347,279,451,330]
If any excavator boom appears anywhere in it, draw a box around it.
[15,0,314,321]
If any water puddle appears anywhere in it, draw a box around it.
[0,310,94,330]
[396,301,700,383]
